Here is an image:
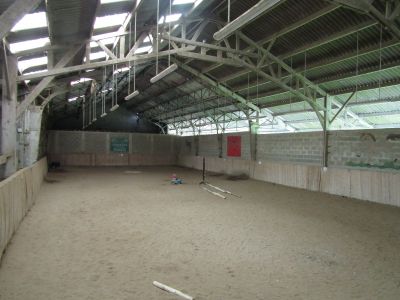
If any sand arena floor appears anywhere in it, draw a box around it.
[1,166,400,299]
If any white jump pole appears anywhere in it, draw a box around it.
[153,281,194,300]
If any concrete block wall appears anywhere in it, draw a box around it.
[47,130,177,166]
[198,135,220,157]
[181,132,322,164]
[179,129,400,170]
[257,131,323,164]
[328,129,400,169]
[177,129,400,207]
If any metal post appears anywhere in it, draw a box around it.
[322,95,331,168]
[202,157,206,183]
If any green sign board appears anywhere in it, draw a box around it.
[110,137,129,153]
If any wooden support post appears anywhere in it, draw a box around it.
[1,54,18,177]
[24,106,43,166]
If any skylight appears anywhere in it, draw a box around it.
[144,35,153,43]
[94,13,128,29]
[113,67,130,74]
[92,31,122,41]
[71,78,93,86]
[193,0,205,9]
[90,36,116,48]
[158,13,182,24]
[89,51,107,60]
[102,88,113,93]
[11,12,47,32]
[173,0,196,5]
[23,69,48,85]
[68,97,78,102]
[101,0,130,3]
[23,69,48,76]
[135,46,152,54]
[9,37,50,54]
[18,56,48,73]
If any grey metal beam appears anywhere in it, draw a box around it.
[389,2,400,21]
[177,51,241,66]
[173,59,261,113]
[330,0,372,12]
[368,4,400,40]
[161,34,260,58]
[204,4,339,73]
[94,40,117,60]
[0,0,42,40]
[330,91,356,123]
[213,0,286,41]
[237,32,372,128]
[217,20,378,84]
[18,46,195,81]
[333,0,400,40]
[17,46,82,117]
[110,0,145,53]
[150,53,395,129]
[237,32,327,96]
[232,39,400,89]
[126,32,147,57]
[273,96,400,117]
[40,88,70,109]
[357,110,400,117]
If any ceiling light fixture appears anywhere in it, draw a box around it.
[125,90,139,101]
[110,104,119,111]
[150,63,178,83]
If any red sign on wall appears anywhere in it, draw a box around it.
[227,136,241,157]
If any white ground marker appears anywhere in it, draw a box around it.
[205,182,241,198]
[153,281,194,300]
[201,186,226,199]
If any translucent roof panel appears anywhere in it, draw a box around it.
[11,12,47,32]
[173,0,197,5]
[94,13,128,29]
[9,37,50,54]
[18,56,48,73]
[101,0,130,3]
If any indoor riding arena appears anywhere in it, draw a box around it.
[0,0,400,299]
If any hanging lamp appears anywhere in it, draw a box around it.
[125,11,140,101]
[150,0,178,84]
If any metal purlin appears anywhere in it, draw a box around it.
[134,11,137,92]
[168,0,172,67]
[378,24,383,101]
[156,0,160,75]
[128,21,132,95]
[101,67,107,117]
[355,31,359,102]
[82,95,85,129]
